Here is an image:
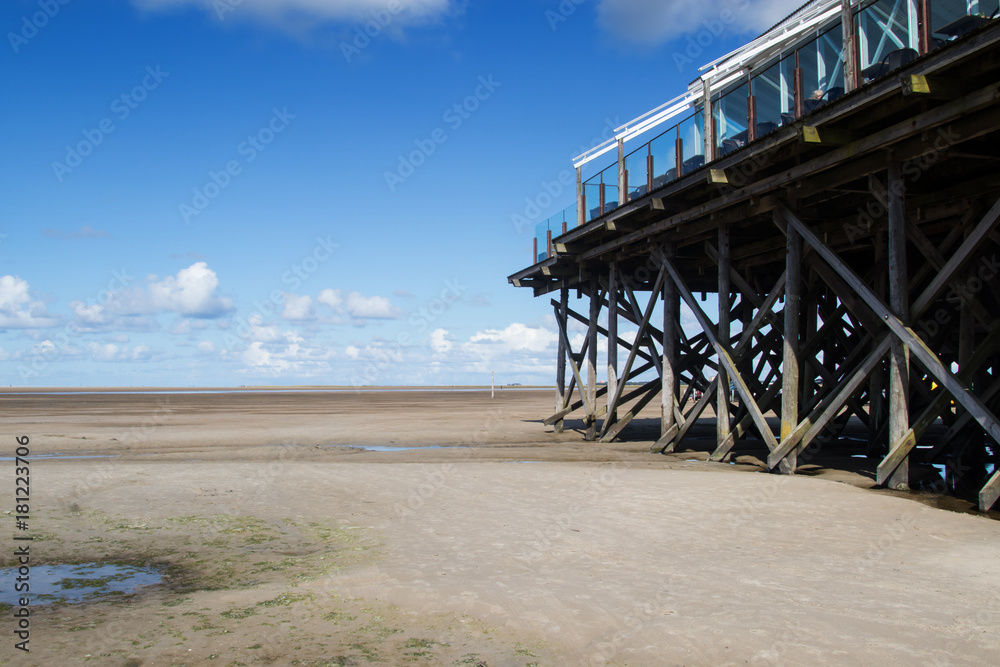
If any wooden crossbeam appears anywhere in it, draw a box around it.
[911,193,1000,321]
[656,251,785,468]
[598,269,666,440]
[601,380,662,443]
[878,320,1000,483]
[775,202,1000,496]
[768,336,892,469]
[553,299,592,418]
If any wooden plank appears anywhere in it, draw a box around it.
[652,424,680,453]
[981,472,1000,512]
[777,203,1000,447]
[877,429,917,486]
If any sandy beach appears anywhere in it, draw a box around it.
[2,388,999,666]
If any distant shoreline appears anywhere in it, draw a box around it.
[0,385,554,394]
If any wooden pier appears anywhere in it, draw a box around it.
[510,1,1000,511]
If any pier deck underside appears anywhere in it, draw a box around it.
[510,24,1000,511]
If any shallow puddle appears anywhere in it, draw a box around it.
[0,562,162,606]
[347,445,465,452]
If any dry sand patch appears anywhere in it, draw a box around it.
[1,390,999,665]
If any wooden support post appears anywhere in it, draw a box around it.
[782,215,802,471]
[842,0,858,92]
[587,280,600,441]
[869,230,887,458]
[555,287,568,434]
[661,244,679,451]
[774,203,1000,467]
[618,138,626,204]
[608,264,619,427]
[576,166,584,228]
[886,159,911,490]
[717,225,731,454]
[703,78,715,164]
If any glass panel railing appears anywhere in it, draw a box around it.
[857,0,918,83]
[930,0,999,50]
[799,21,846,112]
[625,145,650,202]
[753,57,796,132]
[678,111,705,175]
[649,127,678,190]
[533,203,576,262]
[715,81,750,155]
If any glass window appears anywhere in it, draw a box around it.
[678,110,705,174]
[625,146,649,201]
[752,57,795,133]
[799,23,846,112]
[649,128,677,189]
[930,0,999,49]
[714,81,749,155]
[856,0,919,81]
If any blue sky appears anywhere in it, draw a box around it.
[1,0,800,387]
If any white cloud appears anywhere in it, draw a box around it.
[71,263,233,332]
[131,0,452,31]
[317,288,343,310]
[315,289,400,320]
[148,262,233,318]
[596,0,802,46]
[429,328,453,354]
[0,275,59,329]
[345,291,400,319]
[86,342,153,362]
[469,323,556,353]
[198,340,216,353]
[345,344,361,359]
[282,293,315,321]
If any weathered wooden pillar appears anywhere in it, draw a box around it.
[617,138,626,204]
[718,224,731,451]
[782,217,802,471]
[869,231,888,457]
[842,0,858,91]
[576,166,585,228]
[887,159,911,490]
[587,279,600,441]
[662,245,679,443]
[607,264,619,427]
[555,286,569,434]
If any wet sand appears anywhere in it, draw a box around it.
[2,389,999,666]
